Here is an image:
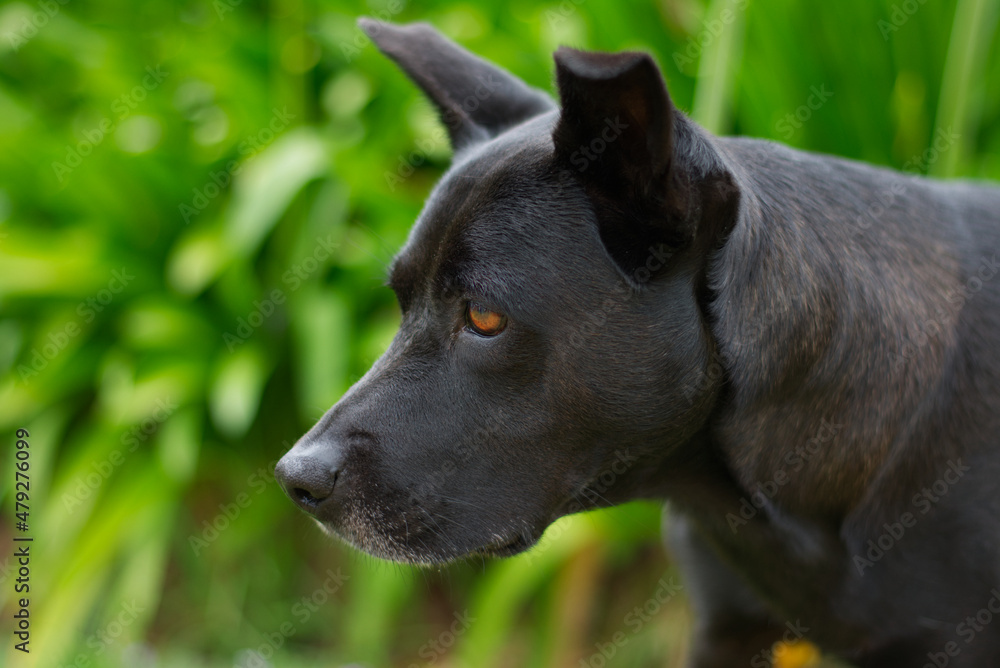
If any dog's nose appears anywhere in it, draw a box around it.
[275,450,343,515]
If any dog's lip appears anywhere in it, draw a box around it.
[474,532,535,558]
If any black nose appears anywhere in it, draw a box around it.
[275,451,342,515]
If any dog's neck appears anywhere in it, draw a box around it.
[700,139,965,522]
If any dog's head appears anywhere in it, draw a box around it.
[275,20,740,563]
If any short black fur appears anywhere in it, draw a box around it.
[276,20,1000,667]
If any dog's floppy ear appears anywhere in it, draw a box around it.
[359,19,556,150]
[552,48,738,280]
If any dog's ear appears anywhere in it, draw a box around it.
[359,19,556,150]
[552,48,738,280]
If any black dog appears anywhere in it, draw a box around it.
[276,19,1000,667]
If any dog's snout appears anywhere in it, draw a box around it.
[275,451,342,515]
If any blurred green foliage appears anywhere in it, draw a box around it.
[0,0,998,666]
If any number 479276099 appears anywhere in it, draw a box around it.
[15,428,29,531]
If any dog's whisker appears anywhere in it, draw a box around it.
[433,494,482,509]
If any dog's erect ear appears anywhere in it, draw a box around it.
[553,49,674,201]
[552,48,738,279]
[359,19,556,150]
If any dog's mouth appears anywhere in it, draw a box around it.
[317,501,541,563]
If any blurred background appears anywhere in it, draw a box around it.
[1,0,998,666]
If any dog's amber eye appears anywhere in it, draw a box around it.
[466,302,507,336]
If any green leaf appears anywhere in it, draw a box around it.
[224,128,329,258]
[290,285,351,421]
[691,0,748,133]
[930,0,1000,176]
[209,343,271,439]
[156,406,202,484]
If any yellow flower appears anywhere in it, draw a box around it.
[773,639,822,668]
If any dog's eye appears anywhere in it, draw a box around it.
[466,302,507,336]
